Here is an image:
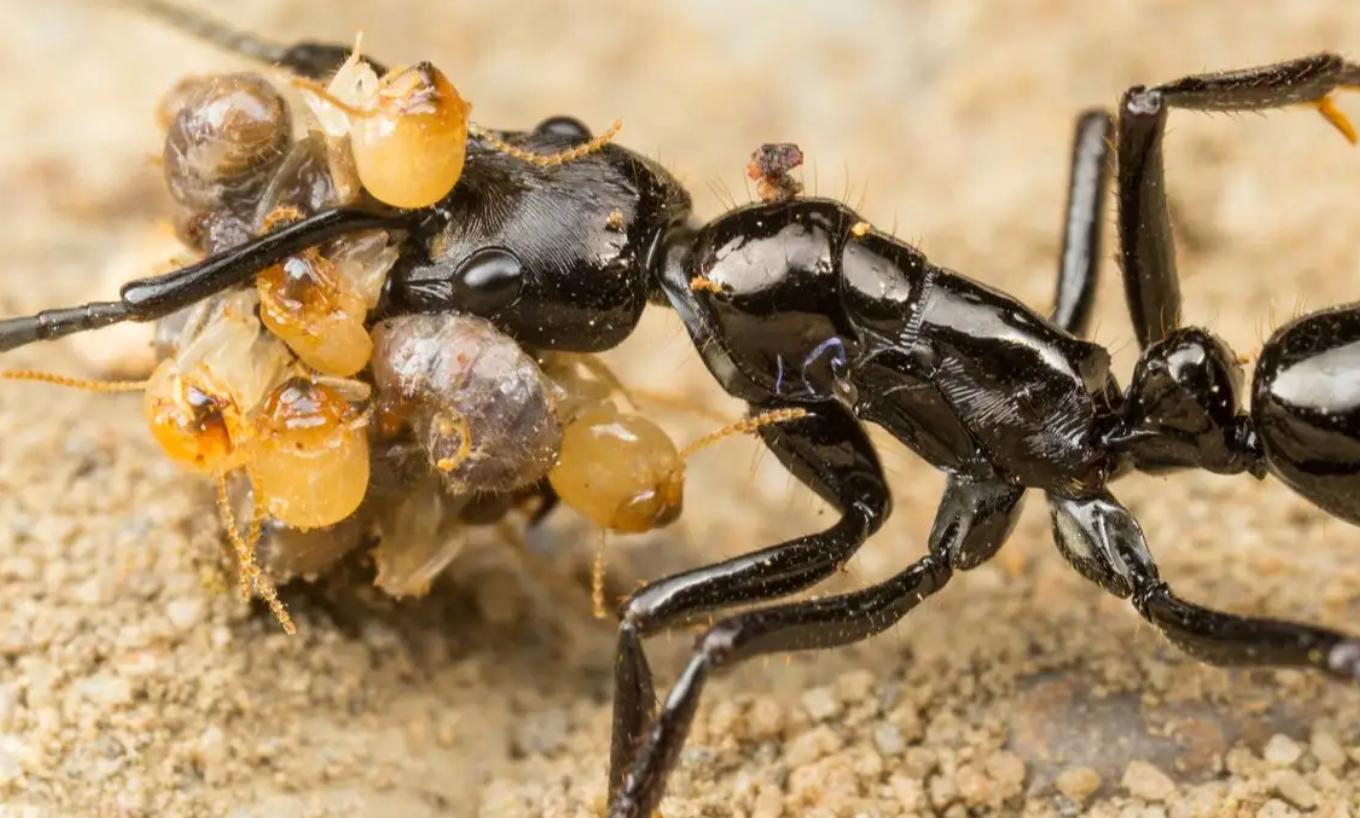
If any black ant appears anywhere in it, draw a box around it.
[2,7,1360,817]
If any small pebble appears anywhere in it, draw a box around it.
[1256,798,1301,818]
[801,686,841,721]
[75,673,132,707]
[165,596,204,631]
[1310,728,1348,771]
[1056,766,1101,803]
[512,708,568,756]
[746,696,785,741]
[1269,769,1318,809]
[872,722,904,756]
[1121,759,1177,802]
[785,725,843,766]
[834,669,875,703]
[1264,734,1303,768]
[986,751,1026,798]
[197,725,226,769]
[752,785,783,818]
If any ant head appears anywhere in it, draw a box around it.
[1116,327,1256,475]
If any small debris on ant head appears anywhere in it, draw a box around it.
[746,142,804,203]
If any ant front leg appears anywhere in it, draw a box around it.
[610,473,1028,818]
[609,427,1027,817]
[1117,53,1360,347]
[1047,490,1360,681]
[0,209,401,353]
[609,404,888,796]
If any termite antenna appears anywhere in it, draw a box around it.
[1,370,148,393]
[214,470,296,635]
[470,120,624,168]
[591,529,609,620]
[679,407,810,460]
[121,0,289,65]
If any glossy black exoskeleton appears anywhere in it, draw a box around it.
[3,23,1360,816]
[391,128,691,351]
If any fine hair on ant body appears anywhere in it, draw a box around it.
[4,6,1360,816]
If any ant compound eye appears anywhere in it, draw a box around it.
[534,115,592,141]
[451,247,524,316]
[250,378,371,530]
[163,73,291,212]
[350,61,471,209]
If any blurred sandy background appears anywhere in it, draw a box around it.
[2,1,1360,816]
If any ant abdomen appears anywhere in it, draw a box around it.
[370,314,564,495]
[1253,305,1360,525]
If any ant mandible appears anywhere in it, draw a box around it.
[2,7,1359,817]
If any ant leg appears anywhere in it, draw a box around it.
[0,208,401,353]
[1051,111,1113,338]
[932,475,1026,569]
[610,468,1023,815]
[609,404,889,795]
[1048,490,1360,679]
[1117,53,1360,348]
[610,473,1025,818]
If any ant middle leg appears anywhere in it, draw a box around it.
[0,208,402,353]
[1048,490,1360,680]
[1117,53,1360,348]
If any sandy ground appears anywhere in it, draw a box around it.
[2,1,1360,816]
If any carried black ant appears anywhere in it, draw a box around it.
[3,7,1360,817]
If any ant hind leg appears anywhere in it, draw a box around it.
[1117,53,1360,348]
[1047,490,1360,681]
[1051,110,1113,338]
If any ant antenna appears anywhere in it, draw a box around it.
[121,0,289,65]
[469,121,624,168]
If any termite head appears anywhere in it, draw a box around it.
[143,359,242,473]
[549,405,685,534]
[249,376,372,530]
[302,46,471,209]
